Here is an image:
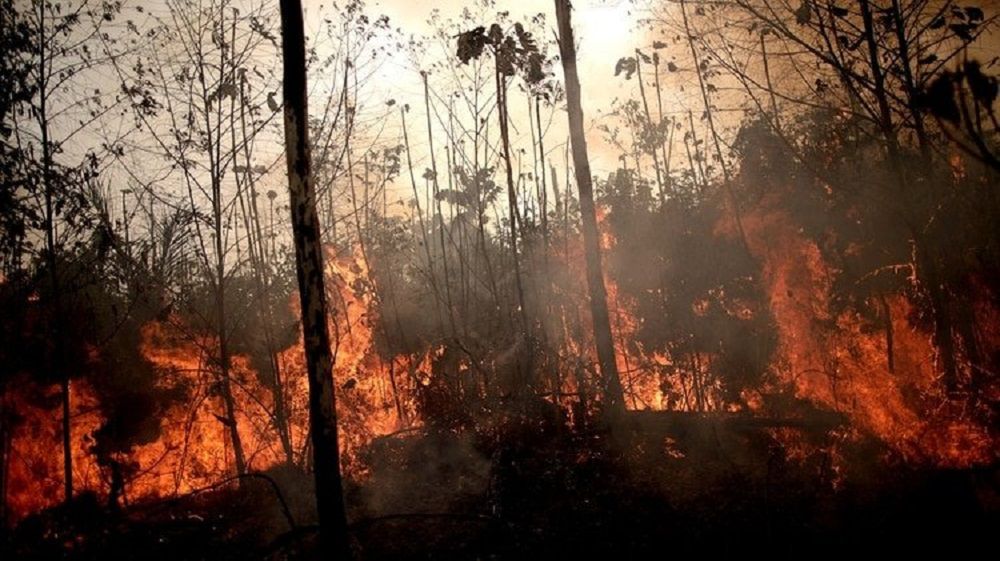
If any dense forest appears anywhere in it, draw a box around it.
[1,0,998,558]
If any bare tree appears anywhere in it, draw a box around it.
[8,0,126,502]
[554,0,626,415]
[278,0,351,556]
[111,0,288,476]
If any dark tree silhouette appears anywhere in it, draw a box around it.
[554,0,626,415]
[278,0,351,557]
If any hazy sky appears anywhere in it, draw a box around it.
[301,0,648,174]
[362,0,640,110]
[91,0,1000,229]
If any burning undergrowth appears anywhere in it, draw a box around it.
[4,174,998,530]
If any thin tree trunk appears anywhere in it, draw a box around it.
[554,0,626,416]
[759,31,781,132]
[37,7,72,500]
[239,69,293,464]
[423,72,457,336]
[683,123,700,194]
[859,0,899,160]
[635,50,665,205]
[495,60,533,396]
[861,0,957,387]
[211,130,246,477]
[686,110,707,192]
[535,96,550,261]
[652,55,673,200]
[346,138,405,424]
[495,61,530,337]
[401,105,448,334]
[680,0,749,253]
[279,0,351,556]
[879,294,895,374]
[198,7,245,478]
[888,0,927,155]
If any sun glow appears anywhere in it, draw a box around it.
[578,0,638,66]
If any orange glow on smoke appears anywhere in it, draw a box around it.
[734,201,994,467]
[5,204,996,525]
[5,380,103,522]
[4,245,433,523]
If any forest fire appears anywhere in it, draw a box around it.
[14,209,994,523]
[5,381,103,523]
[2,0,998,558]
[740,201,995,467]
[7,217,990,527]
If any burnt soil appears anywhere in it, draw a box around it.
[5,415,998,560]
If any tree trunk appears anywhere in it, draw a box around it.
[212,125,246,478]
[495,62,531,339]
[680,0,749,254]
[686,110,707,192]
[890,0,928,157]
[495,60,534,397]
[535,96,551,262]
[278,0,351,556]
[859,0,899,160]
[652,55,674,200]
[401,105,448,334]
[759,31,781,132]
[237,71,293,464]
[554,0,626,416]
[37,9,73,501]
[634,50,665,205]
[423,72,458,336]
[879,295,895,374]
